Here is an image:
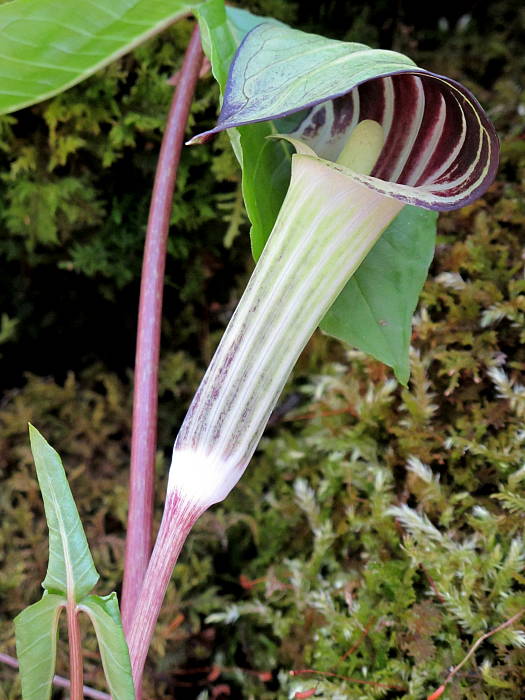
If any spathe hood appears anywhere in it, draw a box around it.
[189,23,499,211]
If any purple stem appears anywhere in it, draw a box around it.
[67,601,83,700]
[126,494,205,691]
[121,25,204,632]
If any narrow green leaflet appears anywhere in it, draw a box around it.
[17,428,132,700]
[80,594,134,700]
[320,207,437,385]
[0,0,201,115]
[14,593,64,700]
[28,424,98,600]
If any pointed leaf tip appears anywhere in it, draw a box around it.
[29,425,99,600]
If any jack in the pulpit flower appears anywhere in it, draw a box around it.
[126,24,500,686]
[170,23,498,509]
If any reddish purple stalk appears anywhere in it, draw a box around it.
[121,25,204,632]
[66,601,83,700]
[126,494,205,690]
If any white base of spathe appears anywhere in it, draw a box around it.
[167,447,240,507]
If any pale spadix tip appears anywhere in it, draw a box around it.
[336,119,385,174]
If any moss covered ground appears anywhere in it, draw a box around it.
[1,1,524,698]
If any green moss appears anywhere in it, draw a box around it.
[0,18,247,380]
[1,2,525,698]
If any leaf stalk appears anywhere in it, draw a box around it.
[66,602,83,700]
[126,494,204,690]
[121,24,204,633]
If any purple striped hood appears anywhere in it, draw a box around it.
[190,25,499,211]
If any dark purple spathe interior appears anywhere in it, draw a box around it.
[287,72,499,210]
[190,69,499,212]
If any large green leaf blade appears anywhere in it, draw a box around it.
[80,593,134,700]
[320,206,437,384]
[0,0,201,115]
[29,424,99,601]
[14,593,64,700]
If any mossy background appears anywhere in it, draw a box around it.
[1,1,525,698]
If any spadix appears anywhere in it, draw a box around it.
[336,119,385,173]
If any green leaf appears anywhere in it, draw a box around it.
[28,424,99,601]
[238,123,294,259]
[197,0,299,257]
[80,593,135,700]
[197,4,244,95]
[197,2,283,98]
[205,23,415,134]
[14,593,64,700]
[0,0,202,115]
[320,206,437,384]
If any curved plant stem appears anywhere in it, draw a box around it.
[126,494,204,691]
[66,602,83,700]
[442,608,525,688]
[121,24,203,632]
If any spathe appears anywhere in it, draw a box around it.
[171,22,500,508]
[168,150,404,508]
